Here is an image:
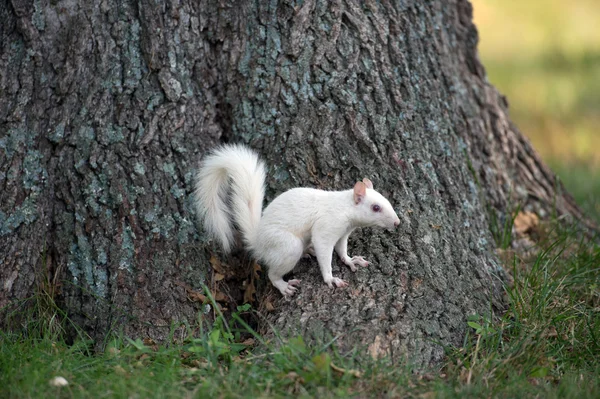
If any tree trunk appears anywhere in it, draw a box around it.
[0,0,591,366]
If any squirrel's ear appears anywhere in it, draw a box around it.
[353,181,367,204]
[362,178,374,189]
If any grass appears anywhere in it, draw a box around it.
[551,162,600,222]
[2,168,599,397]
[0,313,410,398]
[2,2,600,397]
[2,212,599,398]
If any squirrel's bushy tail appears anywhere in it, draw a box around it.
[194,144,266,253]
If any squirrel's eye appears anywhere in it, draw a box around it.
[371,204,381,212]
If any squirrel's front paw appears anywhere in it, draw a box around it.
[326,277,348,289]
[344,256,369,272]
[282,279,301,297]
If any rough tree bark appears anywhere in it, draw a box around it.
[0,0,591,366]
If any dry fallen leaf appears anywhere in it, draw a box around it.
[209,255,227,275]
[138,353,151,362]
[188,290,208,303]
[174,281,208,303]
[513,211,539,235]
[285,371,305,384]
[107,347,120,356]
[212,290,228,302]
[252,261,262,279]
[244,279,256,304]
[244,261,262,303]
[544,326,559,338]
[190,359,209,368]
[330,362,363,378]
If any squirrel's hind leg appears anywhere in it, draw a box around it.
[263,232,304,297]
[302,244,316,258]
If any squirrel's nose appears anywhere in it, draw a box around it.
[394,219,400,227]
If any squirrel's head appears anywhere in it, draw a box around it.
[353,178,400,230]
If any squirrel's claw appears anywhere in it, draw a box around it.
[327,277,348,289]
[351,256,369,267]
[344,256,369,272]
[278,279,302,298]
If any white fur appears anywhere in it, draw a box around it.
[194,145,400,297]
[194,144,265,253]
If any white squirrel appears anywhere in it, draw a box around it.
[193,144,400,297]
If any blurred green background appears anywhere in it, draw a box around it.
[472,0,600,220]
